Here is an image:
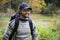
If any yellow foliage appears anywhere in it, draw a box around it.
[0,0,8,6]
[28,0,46,13]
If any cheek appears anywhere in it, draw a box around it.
[21,11,26,14]
[21,11,30,16]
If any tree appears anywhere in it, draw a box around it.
[11,0,28,12]
[44,0,60,7]
[0,0,11,12]
[28,0,46,13]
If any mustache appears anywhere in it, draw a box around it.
[22,14,29,18]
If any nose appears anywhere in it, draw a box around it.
[26,11,30,14]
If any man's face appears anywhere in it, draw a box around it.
[20,9,31,18]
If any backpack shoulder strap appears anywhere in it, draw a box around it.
[28,19,33,35]
[10,12,20,21]
[9,17,20,40]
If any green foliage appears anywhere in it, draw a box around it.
[0,0,11,12]
[44,0,60,7]
[0,17,9,40]
[41,3,59,16]
[55,0,60,7]
[37,26,60,40]
[11,0,28,11]
[0,0,8,6]
[0,27,6,40]
[43,0,60,16]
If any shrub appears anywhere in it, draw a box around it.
[41,3,59,16]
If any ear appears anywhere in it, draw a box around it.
[19,9,21,13]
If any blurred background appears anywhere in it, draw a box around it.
[0,0,60,40]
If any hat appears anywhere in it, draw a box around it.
[19,2,32,10]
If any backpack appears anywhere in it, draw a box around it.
[9,13,33,40]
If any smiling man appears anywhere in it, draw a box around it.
[3,2,38,40]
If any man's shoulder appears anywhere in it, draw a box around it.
[28,18,36,27]
[9,19,15,27]
[32,20,36,26]
[28,18,36,25]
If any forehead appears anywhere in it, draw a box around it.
[22,9,30,11]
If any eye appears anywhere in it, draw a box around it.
[23,9,27,11]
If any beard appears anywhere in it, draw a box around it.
[21,13,29,18]
[22,15,29,18]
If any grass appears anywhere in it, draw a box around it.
[0,14,60,40]
[30,14,54,28]
[0,17,10,40]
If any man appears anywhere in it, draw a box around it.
[3,2,38,40]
